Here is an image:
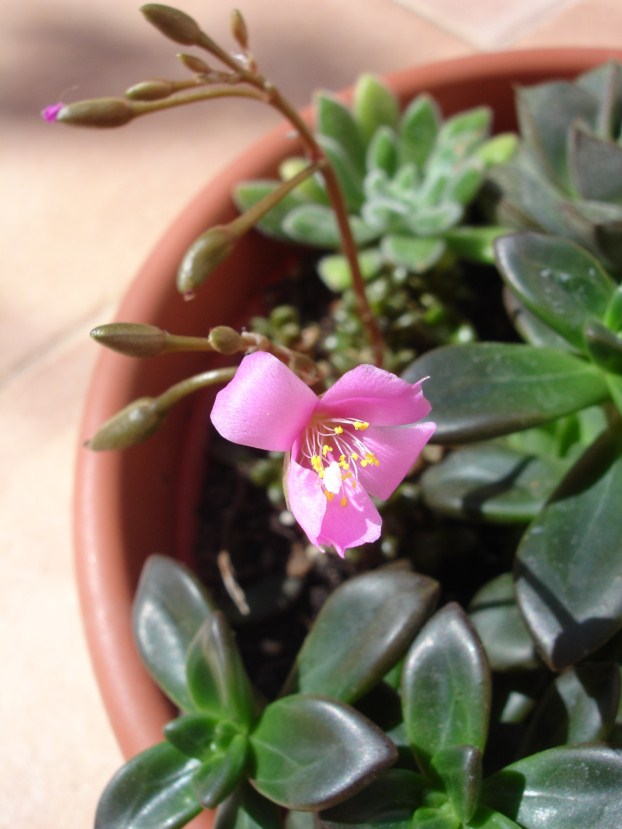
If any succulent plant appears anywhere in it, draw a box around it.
[489,60,622,274]
[235,74,514,290]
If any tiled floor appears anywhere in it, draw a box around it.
[2,0,621,825]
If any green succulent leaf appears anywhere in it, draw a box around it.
[583,317,622,375]
[469,573,539,672]
[520,662,621,755]
[421,442,571,523]
[282,203,376,248]
[287,568,439,703]
[94,742,201,829]
[249,694,397,811]
[404,343,610,444]
[445,160,485,205]
[399,94,441,169]
[443,226,505,265]
[569,127,622,204]
[321,769,426,829]
[466,807,523,829]
[405,202,463,236]
[431,745,482,824]
[353,74,400,145]
[576,60,622,139]
[192,734,250,809]
[132,555,216,713]
[381,235,445,273]
[317,134,365,211]
[515,422,622,670]
[164,712,218,760]
[233,180,309,240]
[366,126,399,176]
[315,92,367,175]
[495,233,615,351]
[401,603,491,775]
[483,745,622,828]
[436,107,491,163]
[411,805,460,829]
[214,784,282,829]
[317,247,383,291]
[185,612,257,728]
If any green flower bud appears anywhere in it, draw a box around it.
[140,4,203,46]
[90,323,167,357]
[86,398,163,451]
[230,9,249,49]
[177,226,235,296]
[207,326,243,355]
[177,52,211,74]
[56,98,134,128]
[125,79,175,101]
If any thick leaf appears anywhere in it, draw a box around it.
[315,92,366,175]
[367,126,399,176]
[466,807,522,829]
[282,204,376,249]
[249,694,397,810]
[495,233,615,350]
[284,811,321,829]
[516,423,622,669]
[317,135,365,211]
[399,94,440,169]
[233,180,308,241]
[469,573,539,672]
[381,235,445,273]
[192,734,250,809]
[421,442,571,523]
[577,61,622,139]
[321,769,425,829]
[214,784,282,829]
[405,202,463,236]
[317,247,383,291]
[401,603,491,775]
[287,568,439,703]
[185,612,257,728]
[164,712,218,760]
[95,742,201,829]
[569,128,622,204]
[403,343,610,444]
[353,74,400,145]
[444,226,505,265]
[411,805,460,829]
[431,745,482,823]
[520,663,621,755]
[133,555,215,713]
[483,745,622,828]
[583,317,622,375]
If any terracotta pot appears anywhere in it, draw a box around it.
[73,45,622,810]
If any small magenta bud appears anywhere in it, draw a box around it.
[86,398,163,451]
[140,4,203,46]
[125,79,175,101]
[177,226,235,295]
[41,102,65,122]
[90,323,168,357]
[177,52,211,74]
[230,10,249,49]
[208,326,243,355]
[56,98,134,128]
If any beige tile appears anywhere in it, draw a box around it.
[514,0,622,48]
[394,0,582,48]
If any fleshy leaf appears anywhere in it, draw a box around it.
[214,784,282,829]
[317,247,383,291]
[233,180,309,240]
[366,126,399,176]
[469,573,539,672]
[465,807,522,828]
[583,317,622,375]
[316,135,365,211]
[483,746,622,829]
[185,612,257,728]
[132,555,216,713]
[321,769,425,829]
[353,74,400,145]
[192,734,250,809]
[431,745,482,824]
[399,94,441,169]
[520,663,621,755]
[495,233,615,350]
[443,226,505,265]
[404,343,610,444]
[287,568,439,703]
[515,422,622,669]
[282,203,376,248]
[401,603,491,776]
[164,712,218,760]
[569,127,622,204]
[381,235,445,273]
[249,694,397,810]
[94,742,201,829]
[315,92,366,175]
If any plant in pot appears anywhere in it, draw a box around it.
[49,4,622,828]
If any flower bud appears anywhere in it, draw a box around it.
[41,102,64,122]
[208,326,243,355]
[86,398,163,451]
[230,9,249,49]
[125,79,175,101]
[90,323,168,357]
[140,4,203,45]
[177,52,211,74]
[56,98,134,128]
[177,226,235,296]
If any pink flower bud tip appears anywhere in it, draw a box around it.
[41,102,65,123]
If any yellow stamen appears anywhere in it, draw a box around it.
[340,496,348,507]
[353,420,369,431]
[333,425,344,435]
[322,444,333,457]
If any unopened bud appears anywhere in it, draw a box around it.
[86,398,163,451]
[208,326,243,355]
[56,97,134,128]
[178,52,211,74]
[140,4,203,46]
[230,9,249,49]
[125,79,175,101]
[90,323,168,357]
[177,226,235,296]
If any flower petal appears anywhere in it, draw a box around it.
[356,421,436,499]
[319,365,431,427]
[287,458,381,557]
[210,352,318,451]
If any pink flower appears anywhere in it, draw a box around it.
[210,352,435,557]
[41,102,65,122]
